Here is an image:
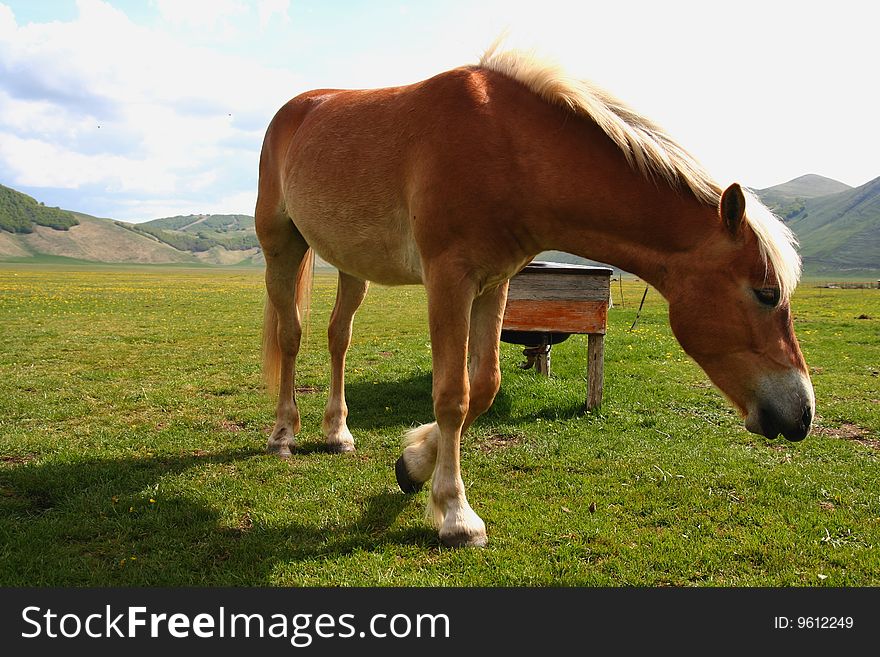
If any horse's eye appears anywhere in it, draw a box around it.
[753,287,780,307]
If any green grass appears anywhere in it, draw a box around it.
[1,266,878,586]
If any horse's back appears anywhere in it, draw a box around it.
[261,67,560,285]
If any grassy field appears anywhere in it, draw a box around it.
[0,264,878,586]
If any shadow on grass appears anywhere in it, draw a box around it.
[0,447,435,586]
[344,371,434,430]
[0,368,594,584]
[342,368,586,431]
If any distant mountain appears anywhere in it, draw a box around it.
[755,174,880,275]
[758,174,854,221]
[780,177,880,275]
[760,174,853,201]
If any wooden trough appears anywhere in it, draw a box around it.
[500,261,613,410]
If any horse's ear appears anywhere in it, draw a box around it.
[720,183,746,237]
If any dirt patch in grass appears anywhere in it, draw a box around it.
[219,419,245,432]
[235,512,253,533]
[476,432,524,453]
[0,453,39,466]
[814,422,879,450]
[295,385,322,394]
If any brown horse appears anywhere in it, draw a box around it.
[255,47,814,547]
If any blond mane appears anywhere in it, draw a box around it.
[478,45,802,298]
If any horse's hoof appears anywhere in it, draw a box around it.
[395,455,423,494]
[266,443,293,459]
[439,530,488,548]
[327,442,355,454]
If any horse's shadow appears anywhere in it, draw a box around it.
[341,366,581,431]
[1,363,591,585]
[0,447,436,586]
[343,372,435,431]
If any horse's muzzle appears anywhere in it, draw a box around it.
[749,404,813,442]
[745,370,815,442]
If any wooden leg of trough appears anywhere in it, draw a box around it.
[521,342,551,376]
[535,346,550,376]
[586,333,605,410]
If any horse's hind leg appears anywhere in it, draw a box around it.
[462,281,507,432]
[260,214,311,458]
[323,272,369,453]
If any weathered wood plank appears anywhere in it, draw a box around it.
[586,333,605,409]
[507,273,610,302]
[502,299,607,334]
[535,351,550,376]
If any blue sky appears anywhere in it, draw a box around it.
[0,0,877,222]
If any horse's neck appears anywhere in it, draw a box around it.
[498,101,718,292]
[539,170,717,297]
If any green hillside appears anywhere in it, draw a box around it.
[124,214,259,252]
[0,185,263,265]
[144,214,254,232]
[0,184,79,233]
[756,175,880,276]
[784,177,880,274]
[758,174,853,221]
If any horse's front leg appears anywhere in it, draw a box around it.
[323,272,369,453]
[419,273,488,547]
[396,281,508,498]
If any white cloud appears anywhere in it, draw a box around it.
[0,91,92,139]
[115,189,256,221]
[257,0,289,29]
[153,0,247,31]
[0,0,302,219]
[0,0,876,223]
[151,0,290,39]
[0,133,176,192]
[0,3,14,33]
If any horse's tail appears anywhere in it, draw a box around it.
[262,248,315,395]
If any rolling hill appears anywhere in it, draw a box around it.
[758,175,880,276]
[0,184,79,233]
[119,214,264,266]
[0,210,197,264]
[0,185,263,266]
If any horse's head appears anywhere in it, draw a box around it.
[666,183,814,441]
